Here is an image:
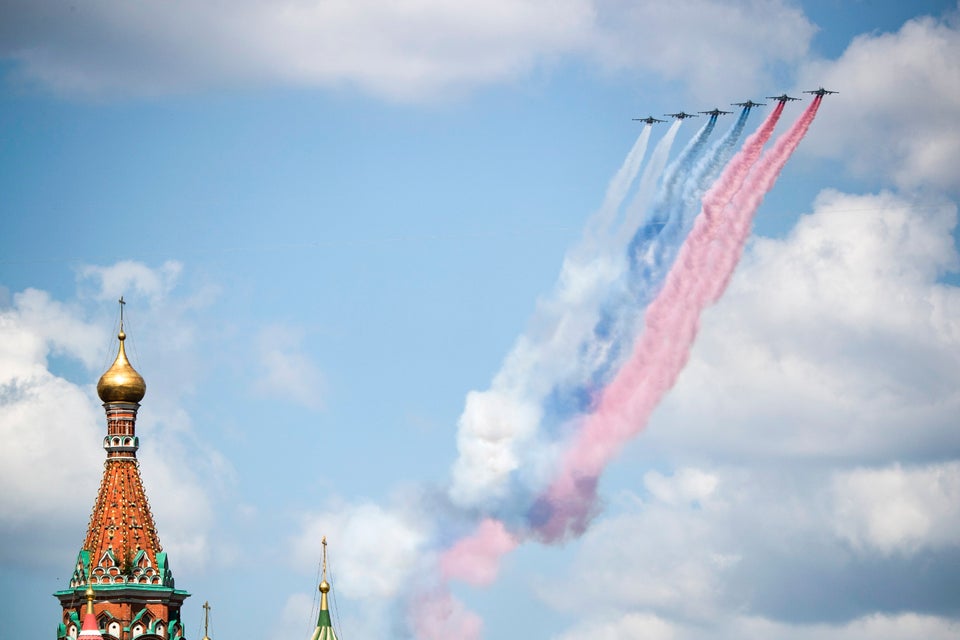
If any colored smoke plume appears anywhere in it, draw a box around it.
[440,518,518,586]
[707,97,822,302]
[533,100,819,542]
[417,100,822,639]
[412,588,483,640]
[449,125,673,510]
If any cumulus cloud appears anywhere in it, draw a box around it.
[0,290,103,566]
[590,0,814,99]
[651,190,960,462]
[254,324,326,411]
[832,462,960,555]
[542,189,960,634]
[0,0,813,101]
[644,467,718,507]
[449,388,542,508]
[269,592,316,640]
[78,260,183,304]
[556,612,960,640]
[287,501,428,601]
[554,612,678,640]
[0,0,592,100]
[0,262,227,574]
[798,10,960,190]
[551,464,960,630]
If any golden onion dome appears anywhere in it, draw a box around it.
[97,330,146,403]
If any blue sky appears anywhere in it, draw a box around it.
[2,1,960,639]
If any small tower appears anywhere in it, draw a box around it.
[78,585,104,639]
[308,537,339,640]
[55,300,189,640]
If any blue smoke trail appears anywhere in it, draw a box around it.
[634,108,753,296]
[626,116,717,275]
[585,118,719,386]
[539,118,718,421]
[683,107,753,215]
[543,111,753,420]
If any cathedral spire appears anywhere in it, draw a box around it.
[309,537,338,640]
[56,302,189,640]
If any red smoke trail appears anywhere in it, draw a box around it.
[534,98,821,542]
[413,520,517,640]
[412,589,483,640]
[701,100,784,225]
[706,97,822,303]
[440,518,518,586]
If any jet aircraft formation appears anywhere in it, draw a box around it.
[634,89,836,123]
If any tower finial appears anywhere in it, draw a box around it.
[85,583,95,616]
[321,536,328,583]
[97,299,146,404]
[201,601,211,640]
[319,536,330,611]
[78,580,103,638]
[309,536,337,640]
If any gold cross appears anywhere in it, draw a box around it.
[321,536,328,581]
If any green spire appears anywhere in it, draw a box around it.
[309,537,337,640]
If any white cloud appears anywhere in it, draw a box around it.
[269,592,316,640]
[651,190,960,461]
[832,462,960,555]
[550,463,960,630]
[556,612,960,640]
[449,388,542,508]
[590,0,814,100]
[79,260,183,304]
[0,0,813,101]
[555,612,677,640]
[543,188,960,633]
[644,467,718,507]
[287,501,428,601]
[1,0,593,100]
[253,324,326,411]
[0,262,226,577]
[6,287,103,368]
[543,481,735,621]
[137,423,222,571]
[798,11,960,190]
[0,290,104,565]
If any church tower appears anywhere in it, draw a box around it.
[55,304,189,640]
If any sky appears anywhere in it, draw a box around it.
[2,1,960,639]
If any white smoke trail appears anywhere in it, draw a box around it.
[613,120,682,252]
[448,127,670,509]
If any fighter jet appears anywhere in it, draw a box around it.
[767,93,801,102]
[632,116,667,124]
[665,111,698,120]
[732,100,766,108]
[698,108,732,117]
[804,87,838,96]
